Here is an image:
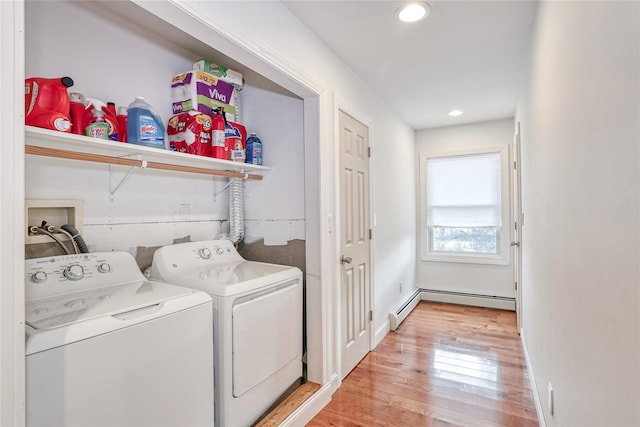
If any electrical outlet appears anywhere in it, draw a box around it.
[179,204,190,221]
[548,383,554,416]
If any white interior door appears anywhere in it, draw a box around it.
[513,122,523,331]
[338,110,371,379]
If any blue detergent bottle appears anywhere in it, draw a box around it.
[127,96,166,149]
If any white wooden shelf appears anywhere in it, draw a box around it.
[25,126,269,180]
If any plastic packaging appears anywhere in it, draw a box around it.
[167,110,212,157]
[127,97,166,149]
[84,109,110,140]
[171,70,238,122]
[225,121,247,162]
[24,76,74,132]
[245,133,262,165]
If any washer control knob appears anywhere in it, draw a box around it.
[215,246,224,256]
[65,299,85,309]
[198,248,212,260]
[97,263,111,273]
[31,271,48,283]
[63,264,84,281]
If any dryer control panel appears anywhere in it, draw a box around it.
[153,240,245,270]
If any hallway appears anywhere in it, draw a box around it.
[308,302,537,426]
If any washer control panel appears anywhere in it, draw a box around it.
[25,252,143,300]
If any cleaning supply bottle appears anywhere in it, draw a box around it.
[24,76,74,132]
[69,92,89,135]
[116,106,128,142]
[245,132,262,165]
[84,109,110,140]
[86,98,119,141]
[127,97,166,149]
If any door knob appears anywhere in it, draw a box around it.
[511,241,520,247]
[340,255,352,264]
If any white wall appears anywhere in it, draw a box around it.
[414,118,514,298]
[24,1,305,254]
[0,1,25,425]
[180,1,417,339]
[517,1,640,425]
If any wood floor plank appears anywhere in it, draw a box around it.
[308,302,538,426]
[256,382,320,427]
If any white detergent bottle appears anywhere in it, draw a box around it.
[127,97,166,149]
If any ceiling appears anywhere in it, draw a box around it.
[281,0,539,130]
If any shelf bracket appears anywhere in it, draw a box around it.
[109,154,143,197]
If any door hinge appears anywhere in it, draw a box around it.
[514,160,517,170]
[514,221,518,231]
[369,310,373,321]
[369,229,372,239]
[368,147,371,158]
[515,281,518,291]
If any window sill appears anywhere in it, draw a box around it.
[421,253,509,266]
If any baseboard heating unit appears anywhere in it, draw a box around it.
[389,289,422,331]
[421,289,515,311]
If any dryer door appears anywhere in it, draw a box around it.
[232,280,302,397]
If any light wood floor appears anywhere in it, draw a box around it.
[308,301,538,426]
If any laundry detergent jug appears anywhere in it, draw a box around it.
[25,76,74,132]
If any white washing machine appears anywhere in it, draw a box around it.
[150,240,303,427]
[25,252,214,427]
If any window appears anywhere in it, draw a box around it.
[419,147,510,265]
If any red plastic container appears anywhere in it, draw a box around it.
[25,76,74,132]
[69,92,88,135]
[117,106,128,142]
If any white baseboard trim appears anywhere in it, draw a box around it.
[420,289,516,311]
[374,318,390,348]
[520,330,546,427]
[389,289,422,331]
[281,373,339,427]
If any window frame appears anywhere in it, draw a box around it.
[419,145,511,265]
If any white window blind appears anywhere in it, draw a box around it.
[426,152,501,228]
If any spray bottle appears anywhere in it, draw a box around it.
[85,109,110,140]
[85,98,119,141]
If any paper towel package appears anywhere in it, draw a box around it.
[171,70,238,122]
[193,60,244,89]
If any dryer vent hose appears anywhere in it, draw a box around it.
[216,177,245,244]
[60,224,90,253]
[227,178,245,244]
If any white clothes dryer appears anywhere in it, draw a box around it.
[150,240,303,427]
[25,252,214,427]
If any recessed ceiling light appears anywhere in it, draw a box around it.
[396,2,431,23]
[448,110,463,117]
